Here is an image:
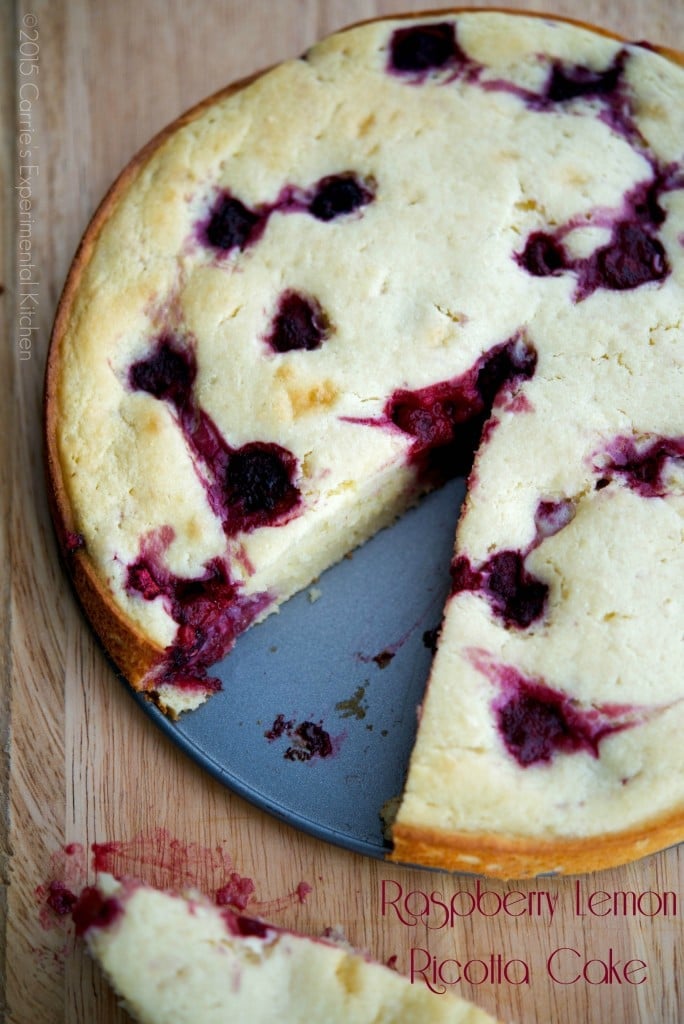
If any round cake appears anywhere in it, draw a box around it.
[45,11,684,877]
[74,875,499,1023]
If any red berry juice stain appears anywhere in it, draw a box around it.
[388,22,472,80]
[215,873,256,911]
[356,599,448,671]
[36,827,314,953]
[198,172,375,256]
[264,290,331,353]
[451,549,548,629]
[385,21,682,302]
[467,647,648,766]
[264,715,341,762]
[422,626,440,653]
[90,828,251,897]
[593,434,684,497]
[284,721,333,762]
[346,333,536,485]
[451,497,576,630]
[45,880,78,916]
[65,531,85,553]
[125,524,270,695]
[72,887,123,937]
[34,842,88,932]
[296,881,313,903]
[128,336,302,538]
[357,646,397,669]
[516,174,679,301]
[221,908,273,939]
[126,331,304,690]
[264,712,294,740]
[249,881,316,917]
[388,20,642,146]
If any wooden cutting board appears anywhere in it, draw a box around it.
[3,1,683,1021]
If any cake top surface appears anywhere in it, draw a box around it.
[47,10,684,866]
[49,11,684,657]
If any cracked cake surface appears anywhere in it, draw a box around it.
[46,10,684,876]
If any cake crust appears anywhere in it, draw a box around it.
[392,806,684,879]
[44,73,266,710]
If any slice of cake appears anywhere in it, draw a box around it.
[74,876,499,1023]
[45,11,684,875]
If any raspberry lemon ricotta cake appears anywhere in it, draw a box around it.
[46,11,684,877]
[74,876,499,1024]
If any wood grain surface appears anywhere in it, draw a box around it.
[3,1,683,1022]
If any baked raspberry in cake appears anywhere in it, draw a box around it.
[45,11,684,876]
[75,875,499,1023]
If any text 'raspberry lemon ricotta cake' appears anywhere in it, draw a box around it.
[73,876,499,1024]
[45,11,684,878]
